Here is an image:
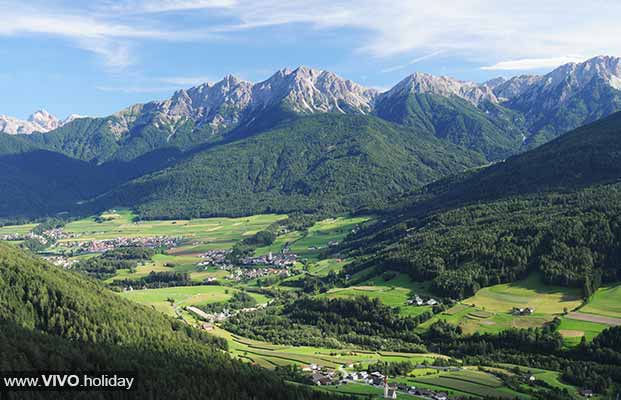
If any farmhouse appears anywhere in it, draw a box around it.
[512,307,535,315]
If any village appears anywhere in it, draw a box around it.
[303,363,462,400]
[198,249,297,281]
[60,235,180,253]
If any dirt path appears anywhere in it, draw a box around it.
[566,312,621,326]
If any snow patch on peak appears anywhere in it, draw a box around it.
[609,75,621,90]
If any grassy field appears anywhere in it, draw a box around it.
[407,369,530,399]
[0,223,38,235]
[255,216,369,261]
[322,272,434,317]
[211,327,443,371]
[462,274,583,314]
[119,285,270,315]
[580,284,621,318]
[61,209,284,253]
[557,317,610,346]
[418,274,583,335]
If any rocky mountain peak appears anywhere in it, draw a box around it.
[384,72,498,106]
[0,110,79,135]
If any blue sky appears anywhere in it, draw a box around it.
[1,0,621,119]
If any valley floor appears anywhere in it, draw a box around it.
[1,209,618,399]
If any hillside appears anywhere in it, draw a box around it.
[429,110,621,206]
[341,112,621,299]
[91,113,484,219]
[2,58,621,221]
[0,241,341,399]
[374,91,526,159]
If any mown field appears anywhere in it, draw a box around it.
[407,369,528,400]
[255,216,369,261]
[211,327,443,370]
[119,285,270,315]
[61,209,283,253]
[417,274,583,335]
[0,223,38,235]
[322,272,434,317]
[579,284,621,319]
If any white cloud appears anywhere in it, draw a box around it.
[0,3,211,69]
[3,0,621,72]
[99,0,236,14]
[198,0,621,69]
[481,56,588,71]
[381,50,444,73]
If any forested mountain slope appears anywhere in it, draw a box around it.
[374,85,527,160]
[342,112,621,299]
[0,242,342,399]
[91,114,484,219]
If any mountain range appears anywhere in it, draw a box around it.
[0,110,83,134]
[2,55,621,219]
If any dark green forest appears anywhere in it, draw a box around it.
[92,113,483,219]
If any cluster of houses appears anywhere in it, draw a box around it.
[512,307,535,316]
[241,251,297,268]
[198,249,298,270]
[227,267,292,282]
[42,255,77,269]
[61,236,179,253]
[186,303,268,324]
[407,295,440,307]
[198,249,232,267]
[303,365,453,400]
[1,228,77,243]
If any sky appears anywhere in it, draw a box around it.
[1,0,621,119]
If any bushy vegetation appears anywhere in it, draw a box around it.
[73,246,157,280]
[225,296,430,352]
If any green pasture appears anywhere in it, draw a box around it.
[211,327,443,372]
[407,369,529,399]
[0,223,38,236]
[62,209,283,252]
[256,216,369,261]
[322,272,433,317]
[557,317,610,346]
[119,285,269,316]
[462,274,582,315]
[419,274,583,334]
[580,284,621,318]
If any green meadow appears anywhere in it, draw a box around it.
[322,272,434,317]
[580,284,621,318]
[557,318,609,346]
[0,223,38,235]
[418,274,583,335]
[119,285,270,315]
[211,327,443,371]
[255,216,369,261]
[62,209,284,253]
